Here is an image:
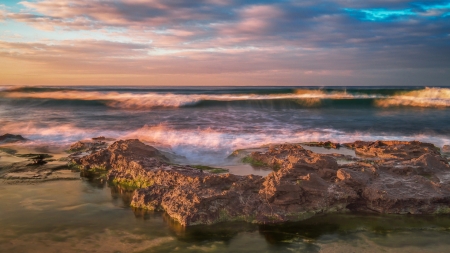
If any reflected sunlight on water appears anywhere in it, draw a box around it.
[1,180,450,253]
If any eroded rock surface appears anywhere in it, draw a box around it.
[72,139,450,226]
[443,145,450,154]
[69,140,107,153]
[303,141,341,149]
[74,139,168,170]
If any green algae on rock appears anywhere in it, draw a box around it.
[70,139,450,226]
[191,165,229,174]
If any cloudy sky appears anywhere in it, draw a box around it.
[1,0,449,86]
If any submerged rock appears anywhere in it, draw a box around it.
[303,141,341,149]
[0,134,27,144]
[72,139,450,226]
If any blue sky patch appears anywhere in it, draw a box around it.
[345,8,416,21]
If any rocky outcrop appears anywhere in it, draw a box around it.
[73,139,168,170]
[303,141,341,149]
[0,134,27,144]
[72,139,450,226]
[69,140,107,153]
[443,145,450,154]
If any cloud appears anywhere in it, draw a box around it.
[0,0,449,86]
[0,4,6,22]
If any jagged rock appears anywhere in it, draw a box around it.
[0,134,27,144]
[72,139,450,226]
[69,140,107,152]
[443,145,450,153]
[345,140,438,159]
[74,139,168,170]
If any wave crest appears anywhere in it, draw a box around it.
[2,87,450,109]
[375,87,450,108]
[1,89,373,109]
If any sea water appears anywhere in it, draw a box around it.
[1,86,450,252]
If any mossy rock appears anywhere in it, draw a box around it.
[242,156,268,167]
[0,147,17,155]
[111,177,154,190]
[67,161,83,171]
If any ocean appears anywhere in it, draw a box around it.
[1,85,450,252]
[1,86,449,164]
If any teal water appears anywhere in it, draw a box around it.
[1,86,450,165]
[1,179,450,253]
[1,86,450,252]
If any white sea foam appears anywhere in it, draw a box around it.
[3,87,450,109]
[375,87,450,108]
[3,122,446,165]
[0,88,450,109]
[1,89,376,109]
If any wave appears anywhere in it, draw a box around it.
[2,122,448,165]
[375,87,450,108]
[1,87,449,109]
[0,88,379,109]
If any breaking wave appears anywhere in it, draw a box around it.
[1,122,448,165]
[1,86,449,109]
[375,87,450,108]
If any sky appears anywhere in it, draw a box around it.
[0,0,449,86]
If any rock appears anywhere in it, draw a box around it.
[72,139,450,226]
[74,139,168,170]
[30,154,48,165]
[69,140,107,153]
[0,134,27,144]
[345,140,439,159]
[443,145,450,153]
[303,141,341,149]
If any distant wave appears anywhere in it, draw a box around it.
[375,87,450,108]
[1,87,449,109]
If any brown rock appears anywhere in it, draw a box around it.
[0,133,27,144]
[348,140,439,159]
[304,141,341,149]
[74,139,168,170]
[72,139,450,226]
[442,145,450,153]
[69,140,106,152]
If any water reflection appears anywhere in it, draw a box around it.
[1,178,450,252]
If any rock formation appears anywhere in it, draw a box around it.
[0,134,27,144]
[72,139,450,226]
[443,145,450,154]
[69,139,107,153]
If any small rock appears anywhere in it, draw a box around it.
[443,145,450,153]
[0,133,27,144]
[304,141,341,149]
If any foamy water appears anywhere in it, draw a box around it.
[1,122,449,165]
[3,87,450,109]
[1,86,449,165]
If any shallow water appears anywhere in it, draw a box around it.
[1,86,450,252]
[1,179,450,253]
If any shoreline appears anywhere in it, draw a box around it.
[2,134,450,227]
